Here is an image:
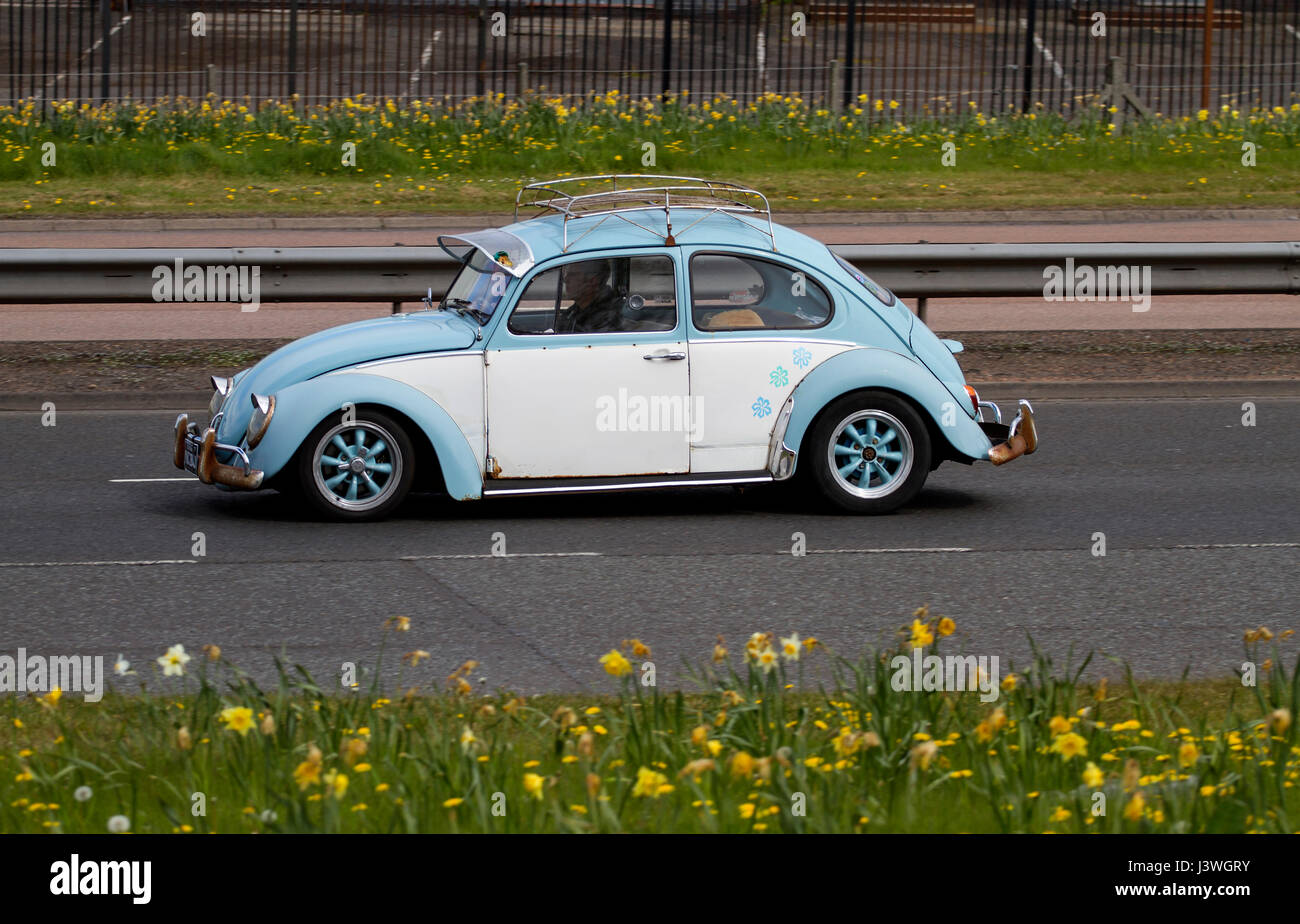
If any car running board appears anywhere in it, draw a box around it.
[483,471,773,497]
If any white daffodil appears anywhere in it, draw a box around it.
[157,644,191,677]
[114,654,134,676]
[780,633,801,661]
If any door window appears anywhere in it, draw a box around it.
[508,255,677,335]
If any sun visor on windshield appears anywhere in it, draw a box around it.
[437,230,534,278]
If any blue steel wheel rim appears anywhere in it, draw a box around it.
[311,420,403,512]
[826,409,913,500]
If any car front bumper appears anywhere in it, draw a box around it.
[172,413,264,490]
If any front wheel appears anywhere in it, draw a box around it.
[806,391,931,514]
[297,408,415,521]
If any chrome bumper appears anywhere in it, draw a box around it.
[173,413,264,490]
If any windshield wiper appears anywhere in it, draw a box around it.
[443,298,489,325]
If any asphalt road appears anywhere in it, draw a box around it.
[2,396,1297,695]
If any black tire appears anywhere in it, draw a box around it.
[805,390,932,514]
[296,408,416,521]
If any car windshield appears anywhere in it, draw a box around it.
[440,249,512,322]
[832,252,897,307]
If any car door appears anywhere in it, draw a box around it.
[484,250,690,478]
[684,248,853,473]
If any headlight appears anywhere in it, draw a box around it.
[246,392,276,449]
[209,375,232,420]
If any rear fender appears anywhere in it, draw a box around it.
[779,348,993,469]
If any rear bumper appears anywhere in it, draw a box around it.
[983,400,1039,466]
[172,413,264,490]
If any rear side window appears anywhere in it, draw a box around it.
[832,252,897,307]
[689,253,833,331]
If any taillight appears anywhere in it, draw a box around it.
[963,385,980,417]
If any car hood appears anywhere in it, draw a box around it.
[216,310,477,443]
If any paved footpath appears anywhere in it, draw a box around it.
[2,209,1297,340]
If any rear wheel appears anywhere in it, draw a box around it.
[297,408,415,521]
[807,391,931,514]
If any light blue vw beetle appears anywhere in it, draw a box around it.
[173,175,1038,520]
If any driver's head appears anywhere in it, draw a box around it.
[564,259,610,304]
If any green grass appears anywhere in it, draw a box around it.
[3,612,1296,834]
[2,94,1297,216]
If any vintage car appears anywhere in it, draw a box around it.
[173,175,1037,520]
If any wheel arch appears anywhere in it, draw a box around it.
[247,372,483,500]
[780,348,992,475]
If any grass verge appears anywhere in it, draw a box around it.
[2,611,1296,833]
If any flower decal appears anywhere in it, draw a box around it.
[752,397,772,418]
[769,365,789,387]
[792,347,812,369]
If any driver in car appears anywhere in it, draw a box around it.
[557,259,626,333]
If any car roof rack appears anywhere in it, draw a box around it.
[514,174,776,253]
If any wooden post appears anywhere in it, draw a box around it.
[518,62,529,95]
[829,60,842,112]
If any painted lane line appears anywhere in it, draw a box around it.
[110,477,199,483]
[781,547,973,555]
[0,559,198,568]
[401,552,602,560]
[1172,542,1300,550]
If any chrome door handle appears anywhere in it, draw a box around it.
[643,351,686,361]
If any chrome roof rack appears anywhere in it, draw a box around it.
[514,174,776,253]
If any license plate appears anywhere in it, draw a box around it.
[183,434,201,474]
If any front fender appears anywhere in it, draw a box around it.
[248,372,483,500]
[781,348,993,467]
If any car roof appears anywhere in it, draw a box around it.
[497,208,833,269]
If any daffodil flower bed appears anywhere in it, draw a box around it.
[2,93,1298,215]
[1,612,1296,833]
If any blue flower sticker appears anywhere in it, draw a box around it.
[752,397,772,418]
[770,365,789,387]
[792,347,812,369]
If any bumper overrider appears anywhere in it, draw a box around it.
[982,399,1039,466]
[172,385,275,490]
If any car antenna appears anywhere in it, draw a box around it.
[422,287,434,310]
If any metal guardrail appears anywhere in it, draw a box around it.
[0,243,1296,308]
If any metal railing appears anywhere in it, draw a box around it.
[3,1,1298,117]
[1,242,1295,309]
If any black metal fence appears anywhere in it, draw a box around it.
[3,1,1298,116]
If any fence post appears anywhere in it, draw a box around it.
[829,60,842,112]
[206,64,221,100]
[518,62,529,96]
[476,0,488,99]
[841,0,857,111]
[99,0,111,103]
[288,0,299,99]
[1021,0,1037,110]
[1200,0,1215,112]
[661,0,675,100]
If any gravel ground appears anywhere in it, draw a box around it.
[1,329,1297,393]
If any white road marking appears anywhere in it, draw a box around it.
[1173,542,1300,550]
[0,559,198,567]
[781,547,973,554]
[402,552,601,560]
[111,477,199,483]
[39,13,134,100]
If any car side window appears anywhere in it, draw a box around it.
[689,253,833,331]
[508,255,677,335]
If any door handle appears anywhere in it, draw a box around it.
[643,351,686,361]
